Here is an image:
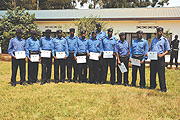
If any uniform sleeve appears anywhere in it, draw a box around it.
[130,42,133,59]
[51,39,55,57]
[40,38,42,51]
[8,39,14,57]
[65,40,69,57]
[164,38,171,52]
[99,40,103,55]
[25,39,30,58]
[87,40,89,53]
[114,42,118,53]
[142,40,149,61]
[149,39,153,51]
[74,39,78,56]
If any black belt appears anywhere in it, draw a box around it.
[132,54,143,58]
[69,51,74,54]
[29,50,39,54]
[172,49,179,51]
[119,55,128,58]
[77,52,86,55]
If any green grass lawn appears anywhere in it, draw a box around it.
[0,61,180,119]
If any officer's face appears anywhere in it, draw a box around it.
[16,33,22,38]
[96,26,101,31]
[120,35,125,40]
[137,33,143,39]
[175,36,178,39]
[70,31,75,35]
[45,32,51,38]
[57,33,62,38]
[157,31,163,37]
[81,33,86,37]
[92,33,97,39]
[31,33,36,38]
[108,32,113,36]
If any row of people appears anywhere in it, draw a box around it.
[8,23,170,92]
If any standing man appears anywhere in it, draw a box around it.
[25,30,40,85]
[169,35,179,69]
[115,32,130,86]
[8,29,27,86]
[52,30,69,84]
[130,30,148,89]
[95,23,107,83]
[40,29,53,85]
[76,30,88,83]
[87,31,103,84]
[102,28,117,85]
[149,27,171,92]
[66,28,78,83]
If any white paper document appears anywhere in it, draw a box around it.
[41,50,51,58]
[15,51,26,59]
[56,52,66,59]
[148,52,158,60]
[30,54,39,62]
[131,58,141,66]
[118,62,127,73]
[103,51,113,58]
[77,56,86,63]
[89,52,99,61]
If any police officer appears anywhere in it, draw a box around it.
[129,30,148,89]
[169,35,179,69]
[115,32,130,86]
[25,30,40,85]
[40,29,53,85]
[8,29,27,86]
[94,23,107,83]
[76,30,88,83]
[149,27,171,92]
[102,28,117,85]
[66,28,78,83]
[52,30,69,84]
[87,31,103,84]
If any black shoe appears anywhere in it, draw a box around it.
[20,83,28,86]
[161,90,167,93]
[47,81,50,83]
[60,80,65,83]
[111,83,115,85]
[130,84,136,87]
[124,84,128,86]
[11,84,16,87]
[149,86,156,89]
[67,79,71,83]
[116,82,122,85]
[40,82,45,85]
[95,81,98,85]
[74,80,78,83]
[28,82,33,85]
[140,86,145,89]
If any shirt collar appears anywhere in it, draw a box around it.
[56,37,63,40]
[119,39,126,43]
[16,37,23,41]
[80,37,87,41]
[45,36,52,40]
[31,37,37,41]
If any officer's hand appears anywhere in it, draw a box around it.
[158,54,164,58]
[145,53,148,57]
[118,61,121,65]
[28,58,31,61]
[102,51,104,54]
[40,50,42,53]
[140,60,144,64]
[87,53,90,56]
[74,56,77,61]
[64,57,67,59]
[129,59,131,63]
[98,55,101,58]
[54,56,57,59]
[13,56,16,59]
[39,56,41,59]
[113,53,116,56]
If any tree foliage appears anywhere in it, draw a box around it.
[0,7,42,53]
[74,14,108,39]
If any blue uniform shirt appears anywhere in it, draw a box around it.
[76,37,88,56]
[66,35,78,56]
[130,38,149,61]
[102,36,117,52]
[150,36,170,54]
[40,36,53,51]
[91,30,107,41]
[52,37,69,57]
[87,38,103,55]
[115,40,130,56]
[25,37,40,58]
[8,37,26,57]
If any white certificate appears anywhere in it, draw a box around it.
[118,62,127,73]
[77,56,86,63]
[30,54,39,62]
[148,52,158,60]
[103,51,113,58]
[89,52,99,61]
[56,52,66,59]
[15,51,26,59]
[41,50,51,58]
[131,58,141,66]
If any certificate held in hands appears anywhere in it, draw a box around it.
[148,52,158,60]
[41,50,51,58]
[56,52,66,59]
[89,52,99,61]
[15,51,26,59]
[77,56,86,63]
[103,51,113,58]
[30,54,39,62]
[131,58,141,66]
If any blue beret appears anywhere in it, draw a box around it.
[80,30,86,34]
[56,29,62,33]
[92,31,97,35]
[45,29,51,33]
[136,30,143,34]
[107,28,113,32]
[96,23,102,27]
[157,27,164,32]
[69,28,75,32]
[119,32,125,36]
